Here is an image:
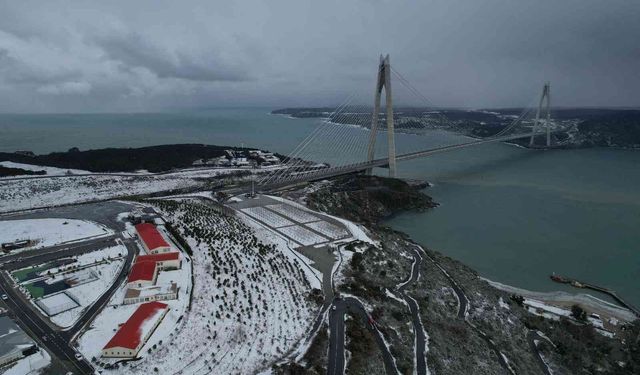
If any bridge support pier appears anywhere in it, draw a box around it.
[366,54,396,177]
[530,82,551,147]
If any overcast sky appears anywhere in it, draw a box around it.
[0,0,638,113]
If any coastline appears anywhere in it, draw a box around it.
[484,278,637,322]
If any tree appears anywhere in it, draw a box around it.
[571,304,587,321]
[510,294,525,306]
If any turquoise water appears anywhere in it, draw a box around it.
[1,109,638,306]
[388,146,640,305]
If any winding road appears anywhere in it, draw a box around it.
[397,246,429,375]
[419,245,517,374]
[328,296,399,375]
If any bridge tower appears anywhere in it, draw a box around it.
[366,54,396,177]
[529,82,551,147]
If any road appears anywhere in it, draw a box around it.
[0,233,137,375]
[65,236,137,340]
[259,129,567,191]
[328,297,399,375]
[0,234,118,269]
[0,271,93,374]
[397,246,428,375]
[527,330,553,375]
[420,245,517,374]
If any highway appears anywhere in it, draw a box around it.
[259,129,567,191]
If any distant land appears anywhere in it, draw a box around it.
[0,144,284,175]
[272,107,640,148]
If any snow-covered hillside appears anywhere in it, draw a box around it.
[122,200,318,374]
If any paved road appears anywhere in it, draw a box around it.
[0,271,93,374]
[0,235,118,269]
[65,236,137,340]
[420,246,516,374]
[0,233,137,375]
[527,330,553,375]
[397,246,428,375]
[0,200,142,232]
[328,297,398,375]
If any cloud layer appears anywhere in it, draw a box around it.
[0,0,638,112]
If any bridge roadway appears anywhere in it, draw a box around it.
[260,130,564,191]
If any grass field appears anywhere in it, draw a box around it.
[24,283,45,299]
[12,265,50,282]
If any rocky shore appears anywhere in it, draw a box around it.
[305,175,437,224]
[290,174,640,374]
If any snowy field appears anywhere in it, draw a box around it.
[0,218,113,251]
[241,206,294,228]
[101,200,318,375]
[278,225,328,247]
[0,167,267,213]
[266,203,319,223]
[268,194,376,246]
[0,161,90,177]
[0,175,201,213]
[3,348,51,375]
[306,221,349,240]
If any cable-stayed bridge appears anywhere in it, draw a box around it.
[259,55,567,191]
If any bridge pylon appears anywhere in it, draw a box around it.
[529,81,551,147]
[366,54,396,177]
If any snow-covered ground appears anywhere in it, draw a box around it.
[0,175,200,213]
[100,199,318,374]
[306,220,349,240]
[0,161,90,177]
[0,167,269,213]
[278,225,328,247]
[266,203,319,223]
[0,218,113,252]
[3,348,51,375]
[241,206,294,228]
[524,298,572,320]
[268,195,377,246]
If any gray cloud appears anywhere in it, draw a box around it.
[0,0,638,113]
[95,32,250,82]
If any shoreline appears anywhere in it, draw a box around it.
[484,278,636,322]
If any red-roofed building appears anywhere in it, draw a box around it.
[127,261,158,288]
[102,301,169,358]
[135,252,181,271]
[135,223,170,254]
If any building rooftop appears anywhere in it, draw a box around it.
[103,302,168,350]
[0,316,34,358]
[135,252,179,264]
[127,261,157,283]
[125,283,177,299]
[134,223,170,251]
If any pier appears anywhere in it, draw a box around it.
[550,274,640,318]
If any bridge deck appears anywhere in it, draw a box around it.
[260,130,564,191]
